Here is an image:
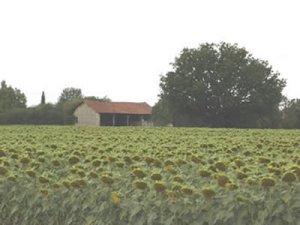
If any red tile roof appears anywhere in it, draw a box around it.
[84,100,152,115]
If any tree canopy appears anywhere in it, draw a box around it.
[0,83,77,125]
[156,42,286,127]
[281,99,300,129]
[0,81,27,113]
[58,87,83,104]
[84,96,111,102]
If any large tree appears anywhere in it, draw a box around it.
[84,95,111,102]
[281,99,300,129]
[152,99,172,126]
[56,87,84,122]
[157,42,286,127]
[0,81,27,113]
[57,87,83,104]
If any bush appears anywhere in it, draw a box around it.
[0,104,76,125]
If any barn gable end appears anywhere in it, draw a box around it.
[74,102,100,126]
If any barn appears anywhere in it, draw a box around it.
[73,100,152,126]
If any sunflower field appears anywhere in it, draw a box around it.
[0,126,300,225]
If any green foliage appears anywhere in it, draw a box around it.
[0,83,81,125]
[157,42,286,127]
[0,104,76,125]
[0,82,79,125]
[0,126,300,224]
[57,87,83,104]
[40,91,46,105]
[281,99,300,128]
[0,80,27,113]
[84,95,111,102]
[56,87,105,125]
[152,99,172,126]
[60,99,83,114]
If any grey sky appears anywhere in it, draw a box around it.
[1,0,299,106]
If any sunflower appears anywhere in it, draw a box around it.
[111,192,121,204]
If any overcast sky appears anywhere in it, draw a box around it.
[0,0,299,106]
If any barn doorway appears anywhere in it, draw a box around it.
[100,114,129,126]
[100,114,148,126]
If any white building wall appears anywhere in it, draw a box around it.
[74,103,100,126]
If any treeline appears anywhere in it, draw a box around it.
[0,104,73,125]
[0,81,109,125]
[1,42,300,128]
[152,43,300,129]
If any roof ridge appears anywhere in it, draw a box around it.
[85,100,148,104]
